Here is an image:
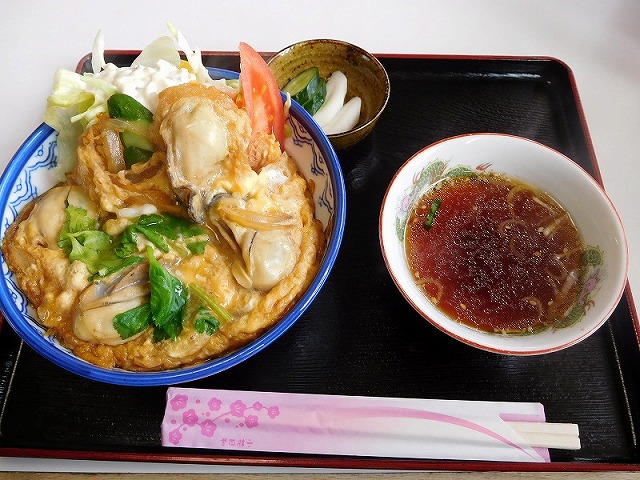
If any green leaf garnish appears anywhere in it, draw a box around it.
[114,225,139,258]
[138,213,205,240]
[58,205,127,274]
[186,240,208,255]
[93,254,144,280]
[113,303,152,339]
[58,205,138,277]
[58,208,219,341]
[147,246,188,340]
[135,224,170,252]
[424,199,442,230]
[193,306,220,335]
[66,204,97,232]
[117,213,208,258]
[189,282,233,323]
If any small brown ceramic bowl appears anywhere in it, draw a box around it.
[268,39,390,150]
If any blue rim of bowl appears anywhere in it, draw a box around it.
[0,68,346,386]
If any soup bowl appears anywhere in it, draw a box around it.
[0,68,346,385]
[379,133,628,355]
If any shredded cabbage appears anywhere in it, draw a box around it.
[166,20,210,84]
[44,68,116,177]
[43,23,234,177]
[131,36,180,68]
[91,30,106,74]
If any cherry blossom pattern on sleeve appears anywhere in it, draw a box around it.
[166,393,280,446]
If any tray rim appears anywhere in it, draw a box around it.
[2,446,640,473]
[0,52,638,472]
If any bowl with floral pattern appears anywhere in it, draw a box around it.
[379,133,628,355]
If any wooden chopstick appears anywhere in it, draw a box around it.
[506,421,581,450]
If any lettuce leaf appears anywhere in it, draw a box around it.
[44,68,117,178]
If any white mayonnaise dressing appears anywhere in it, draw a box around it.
[94,60,196,112]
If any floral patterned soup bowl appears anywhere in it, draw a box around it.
[379,133,628,355]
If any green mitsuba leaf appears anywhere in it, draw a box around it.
[193,305,220,335]
[113,303,152,339]
[146,246,188,340]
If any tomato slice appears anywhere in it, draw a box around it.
[239,42,285,150]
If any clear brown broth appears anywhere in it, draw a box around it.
[405,173,585,334]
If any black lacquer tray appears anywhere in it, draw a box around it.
[0,53,638,472]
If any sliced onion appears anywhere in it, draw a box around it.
[101,129,126,173]
[231,260,253,289]
[217,203,295,231]
[102,117,152,139]
[508,235,526,260]
[209,219,242,257]
[545,275,561,297]
[548,253,572,278]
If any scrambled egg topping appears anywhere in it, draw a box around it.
[2,83,324,371]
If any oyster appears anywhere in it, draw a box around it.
[157,83,303,291]
[161,95,231,223]
[2,185,97,278]
[212,195,300,291]
[73,263,150,345]
[21,185,97,248]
